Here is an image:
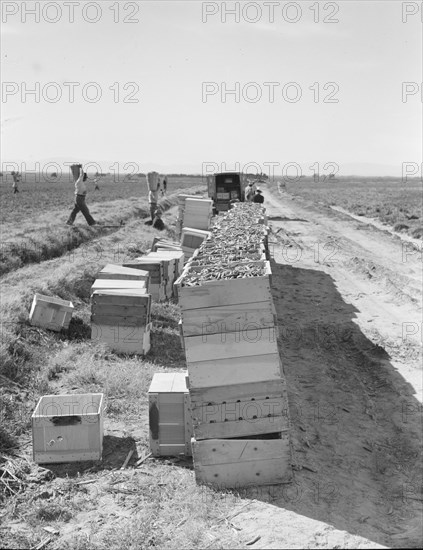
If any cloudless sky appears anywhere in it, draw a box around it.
[1,0,422,175]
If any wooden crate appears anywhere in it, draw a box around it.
[175,261,272,310]
[91,279,147,296]
[123,259,165,284]
[91,321,151,355]
[181,300,276,337]
[189,379,290,440]
[148,372,192,456]
[186,353,283,389]
[70,164,82,182]
[147,171,159,191]
[32,393,104,464]
[150,237,183,252]
[29,294,74,332]
[181,228,211,251]
[154,250,185,277]
[192,432,292,488]
[145,253,175,283]
[183,326,278,364]
[91,289,150,309]
[97,264,150,282]
[183,198,213,231]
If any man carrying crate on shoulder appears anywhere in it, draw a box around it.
[66,164,99,226]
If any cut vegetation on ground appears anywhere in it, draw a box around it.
[1,175,422,549]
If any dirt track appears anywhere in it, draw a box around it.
[230,184,422,548]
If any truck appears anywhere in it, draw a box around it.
[206,172,252,213]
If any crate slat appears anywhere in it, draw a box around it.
[97,266,149,281]
[91,289,150,307]
[187,353,283,389]
[91,279,147,292]
[184,327,278,363]
[181,301,275,336]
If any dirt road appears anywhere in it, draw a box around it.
[230,184,422,548]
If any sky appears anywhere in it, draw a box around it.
[1,0,422,176]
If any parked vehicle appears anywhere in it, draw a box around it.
[206,172,251,213]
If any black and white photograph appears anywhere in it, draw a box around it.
[0,1,422,548]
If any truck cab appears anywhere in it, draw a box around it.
[206,172,250,213]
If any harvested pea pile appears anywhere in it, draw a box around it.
[181,203,268,286]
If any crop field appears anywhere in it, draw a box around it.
[279,176,423,239]
[0,174,204,277]
[0,173,204,225]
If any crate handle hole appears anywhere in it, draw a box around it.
[50,415,82,426]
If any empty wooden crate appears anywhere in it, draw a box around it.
[91,279,148,294]
[91,289,151,355]
[148,372,192,456]
[183,198,213,231]
[180,228,211,259]
[97,264,150,283]
[32,393,104,464]
[29,294,74,332]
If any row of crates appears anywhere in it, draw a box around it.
[149,203,293,488]
[30,242,187,464]
[124,249,184,301]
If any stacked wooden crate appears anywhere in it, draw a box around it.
[145,250,184,299]
[123,257,166,302]
[151,237,183,253]
[183,198,213,231]
[175,203,292,488]
[176,194,202,238]
[91,264,152,355]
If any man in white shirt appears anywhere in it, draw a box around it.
[66,166,97,226]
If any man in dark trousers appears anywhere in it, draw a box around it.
[11,171,20,193]
[252,187,264,204]
[66,166,97,226]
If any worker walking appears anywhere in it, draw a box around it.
[252,187,264,204]
[11,171,20,194]
[66,165,97,226]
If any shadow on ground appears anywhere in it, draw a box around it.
[211,260,422,548]
[46,435,139,477]
[268,215,309,222]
